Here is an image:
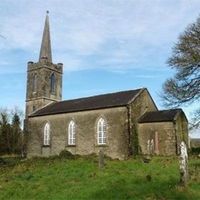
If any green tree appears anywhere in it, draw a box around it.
[0,111,11,154]
[0,108,24,155]
[162,16,200,128]
[11,113,22,153]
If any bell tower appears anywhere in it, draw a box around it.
[25,11,63,117]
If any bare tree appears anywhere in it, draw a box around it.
[162,16,200,128]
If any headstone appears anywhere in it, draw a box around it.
[150,139,154,155]
[179,141,188,186]
[147,139,154,155]
[99,149,104,169]
[147,139,150,155]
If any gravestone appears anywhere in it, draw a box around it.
[150,139,154,155]
[147,139,154,155]
[179,141,188,186]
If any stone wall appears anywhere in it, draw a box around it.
[27,106,129,160]
[26,99,55,119]
[175,112,188,153]
[25,61,63,117]
[138,122,176,155]
[129,89,158,154]
[138,112,188,155]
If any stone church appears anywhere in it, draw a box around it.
[25,13,188,159]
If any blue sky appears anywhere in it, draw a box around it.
[0,0,200,136]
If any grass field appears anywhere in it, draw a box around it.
[0,155,199,200]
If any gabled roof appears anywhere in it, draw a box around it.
[29,88,144,117]
[138,109,184,123]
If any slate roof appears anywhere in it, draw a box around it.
[30,89,143,117]
[138,109,183,123]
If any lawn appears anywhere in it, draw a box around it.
[0,155,199,200]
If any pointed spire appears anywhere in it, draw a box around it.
[39,11,52,63]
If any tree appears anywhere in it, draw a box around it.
[0,107,24,155]
[11,113,22,153]
[162,16,200,128]
[0,110,11,154]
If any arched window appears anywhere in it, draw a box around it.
[68,120,75,145]
[33,74,37,92]
[97,118,106,145]
[44,123,50,145]
[32,105,36,112]
[50,73,56,94]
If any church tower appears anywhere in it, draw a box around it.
[25,11,63,117]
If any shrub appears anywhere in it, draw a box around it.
[59,150,75,159]
[190,147,200,155]
[0,157,7,166]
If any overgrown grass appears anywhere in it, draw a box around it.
[0,155,199,200]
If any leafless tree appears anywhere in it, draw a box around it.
[162,16,200,128]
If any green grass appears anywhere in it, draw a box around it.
[0,155,199,200]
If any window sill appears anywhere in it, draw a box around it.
[66,145,76,147]
[42,145,50,147]
[96,144,108,147]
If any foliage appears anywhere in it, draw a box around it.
[132,123,139,155]
[162,16,200,128]
[190,147,200,155]
[0,156,199,199]
[0,157,7,166]
[59,150,76,159]
[0,107,24,155]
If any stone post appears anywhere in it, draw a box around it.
[179,141,188,186]
[99,149,104,169]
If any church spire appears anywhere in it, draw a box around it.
[39,11,52,63]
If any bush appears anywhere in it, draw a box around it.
[59,150,75,159]
[0,157,7,166]
[190,147,200,155]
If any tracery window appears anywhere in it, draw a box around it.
[68,120,76,145]
[33,74,37,92]
[50,73,56,94]
[44,123,50,145]
[97,118,107,145]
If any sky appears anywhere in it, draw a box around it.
[0,0,199,137]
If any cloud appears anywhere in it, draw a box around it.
[190,128,200,138]
[134,75,161,79]
[0,0,200,73]
[1,0,200,120]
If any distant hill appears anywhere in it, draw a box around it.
[190,138,200,148]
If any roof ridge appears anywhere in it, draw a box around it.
[57,88,143,103]
[29,88,143,117]
[138,108,185,123]
[127,88,146,104]
[146,108,182,113]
